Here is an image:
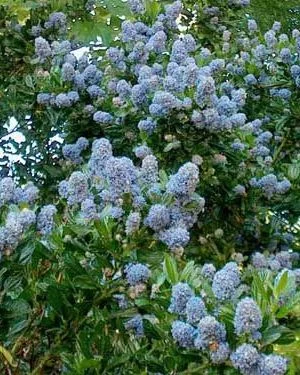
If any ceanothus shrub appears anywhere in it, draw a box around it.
[0,171,298,373]
[30,0,298,262]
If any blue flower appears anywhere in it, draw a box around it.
[37,205,57,235]
[35,37,51,61]
[244,74,257,85]
[171,320,196,348]
[87,85,104,99]
[125,212,141,235]
[260,354,287,375]
[128,0,145,14]
[212,262,240,300]
[66,171,89,205]
[251,252,267,269]
[166,163,199,199]
[81,198,97,220]
[93,111,113,124]
[44,12,67,31]
[144,204,170,231]
[169,282,194,314]
[195,75,215,107]
[134,145,152,159]
[138,118,157,134]
[0,178,15,205]
[234,297,262,336]
[19,209,36,228]
[248,19,258,32]
[146,31,167,53]
[140,155,158,185]
[195,316,226,350]
[159,226,190,251]
[231,344,261,375]
[209,59,225,74]
[185,297,207,325]
[55,93,71,108]
[201,264,216,281]
[125,263,151,286]
[124,315,144,337]
[83,65,102,85]
[37,93,52,105]
[210,342,230,364]
[61,62,75,81]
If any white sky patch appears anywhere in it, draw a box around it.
[72,46,89,59]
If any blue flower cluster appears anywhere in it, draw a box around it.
[124,263,151,286]
[169,260,294,373]
[44,12,67,33]
[234,297,262,337]
[62,137,89,164]
[231,344,287,375]
[169,282,230,364]
[34,1,260,139]
[0,209,36,251]
[32,2,294,210]
[251,250,299,273]
[0,178,39,206]
[125,212,141,235]
[201,263,216,281]
[124,314,144,337]
[169,282,194,314]
[58,138,204,252]
[212,262,240,300]
[171,320,196,348]
[37,205,57,235]
[0,176,60,253]
[250,174,291,199]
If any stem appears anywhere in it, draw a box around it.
[273,129,290,163]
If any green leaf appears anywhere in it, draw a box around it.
[163,254,179,285]
[274,327,295,345]
[274,270,288,298]
[73,275,99,290]
[47,285,73,317]
[163,141,181,152]
[276,292,300,318]
[261,326,284,346]
[78,358,102,371]
[19,241,35,264]
[180,261,195,282]
[158,169,169,187]
[0,345,17,368]
[288,164,300,180]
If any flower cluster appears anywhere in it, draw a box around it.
[234,297,262,337]
[0,178,39,206]
[231,344,287,375]
[33,1,254,139]
[32,2,294,234]
[62,137,89,164]
[169,258,297,373]
[0,178,57,253]
[251,250,299,272]
[212,262,241,301]
[58,138,204,252]
[250,174,291,199]
[124,263,151,286]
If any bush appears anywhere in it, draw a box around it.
[0,0,299,373]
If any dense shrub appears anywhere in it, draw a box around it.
[0,0,299,373]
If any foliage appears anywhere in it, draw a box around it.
[0,185,298,373]
[0,0,299,374]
